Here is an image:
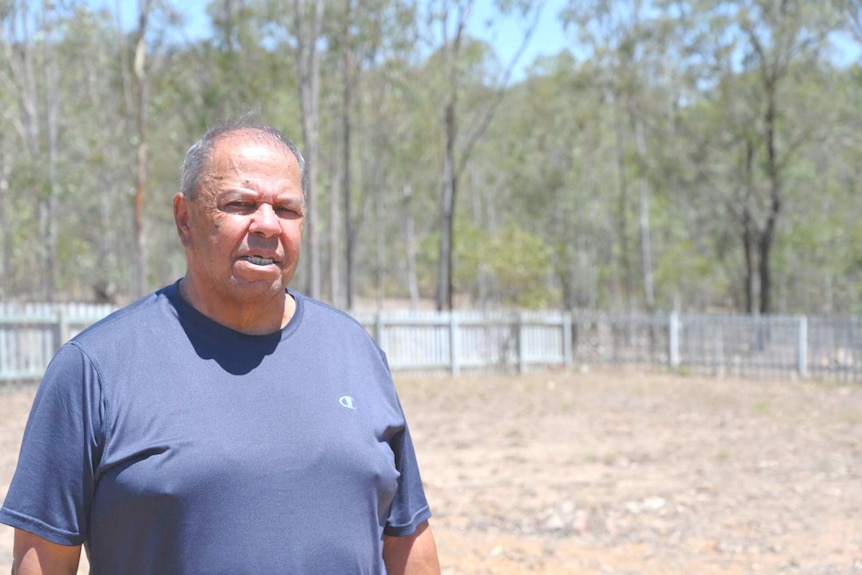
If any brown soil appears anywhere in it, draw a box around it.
[2,368,861,574]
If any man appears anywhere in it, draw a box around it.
[0,119,440,574]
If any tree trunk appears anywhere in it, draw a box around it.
[632,111,654,311]
[328,174,340,305]
[741,140,756,314]
[0,155,11,296]
[375,175,385,310]
[613,94,631,312]
[132,2,152,299]
[435,2,466,312]
[436,99,457,311]
[758,82,781,315]
[342,0,355,310]
[742,208,755,314]
[4,1,44,297]
[42,4,60,302]
[292,0,325,300]
[43,95,58,303]
[433,1,541,310]
[403,185,419,311]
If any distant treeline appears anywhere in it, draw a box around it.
[1,0,860,315]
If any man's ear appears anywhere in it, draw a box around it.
[173,193,193,248]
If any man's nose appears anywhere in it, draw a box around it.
[250,204,280,236]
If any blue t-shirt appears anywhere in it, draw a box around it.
[0,283,431,574]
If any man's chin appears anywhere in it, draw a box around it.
[229,275,285,295]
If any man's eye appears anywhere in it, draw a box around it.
[277,206,300,216]
[225,201,253,210]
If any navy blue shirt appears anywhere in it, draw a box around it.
[0,283,431,574]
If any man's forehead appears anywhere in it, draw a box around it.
[206,139,299,181]
[213,131,292,159]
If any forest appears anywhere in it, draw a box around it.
[1,0,861,315]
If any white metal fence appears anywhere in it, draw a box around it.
[0,303,115,382]
[1,303,860,383]
[353,311,573,375]
[570,312,862,383]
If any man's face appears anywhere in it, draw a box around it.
[175,133,305,308]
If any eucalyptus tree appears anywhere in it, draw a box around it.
[0,0,63,300]
[2,1,160,301]
[561,0,690,312]
[113,0,188,298]
[289,0,325,300]
[667,0,842,313]
[476,53,603,309]
[61,6,138,302]
[322,0,420,309]
[0,112,10,298]
[351,43,447,308]
[131,0,154,299]
[0,8,21,298]
[198,0,269,119]
[772,63,862,313]
[423,0,545,310]
[838,0,862,45]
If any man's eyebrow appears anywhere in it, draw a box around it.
[218,189,302,202]
[278,195,304,204]
[220,188,279,198]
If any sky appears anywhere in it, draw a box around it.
[92,0,859,74]
[95,0,571,79]
[467,0,569,77]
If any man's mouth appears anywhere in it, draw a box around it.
[243,256,275,266]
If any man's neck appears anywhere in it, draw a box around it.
[178,277,295,335]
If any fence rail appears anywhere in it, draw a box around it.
[1,303,860,383]
[0,303,115,382]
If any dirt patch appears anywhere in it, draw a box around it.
[2,368,861,574]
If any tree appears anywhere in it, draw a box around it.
[291,0,325,300]
[131,1,154,299]
[427,0,544,310]
[0,1,62,300]
[839,0,862,46]
[679,0,840,313]
[0,0,861,316]
[562,0,673,312]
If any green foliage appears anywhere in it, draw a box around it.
[0,0,860,314]
[454,219,554,309]
[654,240,728,309]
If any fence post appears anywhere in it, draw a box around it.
[562,312,573,370]
[449,313,460,377]
[55,309,70,352]
[669,312,680,369]
[797,315,808,379]
[375,313,386,352]
[517,312,525,374]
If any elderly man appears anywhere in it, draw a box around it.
[0,119,440,574]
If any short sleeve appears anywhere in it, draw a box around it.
[0,342,105,545]
[383,417,432,537]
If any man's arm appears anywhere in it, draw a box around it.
[382,520,440,575]
[12,530,81,575]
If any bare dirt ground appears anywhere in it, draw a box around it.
[2,368,861,574]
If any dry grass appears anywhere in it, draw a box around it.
[2,368,861,574]
[398,368,862,574]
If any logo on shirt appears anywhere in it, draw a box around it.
[339,395,356,410]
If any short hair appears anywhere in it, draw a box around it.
[180,115,307,201]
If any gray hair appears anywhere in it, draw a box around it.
[180,116,307,201]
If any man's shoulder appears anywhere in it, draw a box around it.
[292,291,367,332]
[71,284,179,347]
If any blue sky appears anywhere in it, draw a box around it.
[94,0,858,72]
[96,0,570,77]
[468,0,569,77]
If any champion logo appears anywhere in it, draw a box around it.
[339,395,356,410]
